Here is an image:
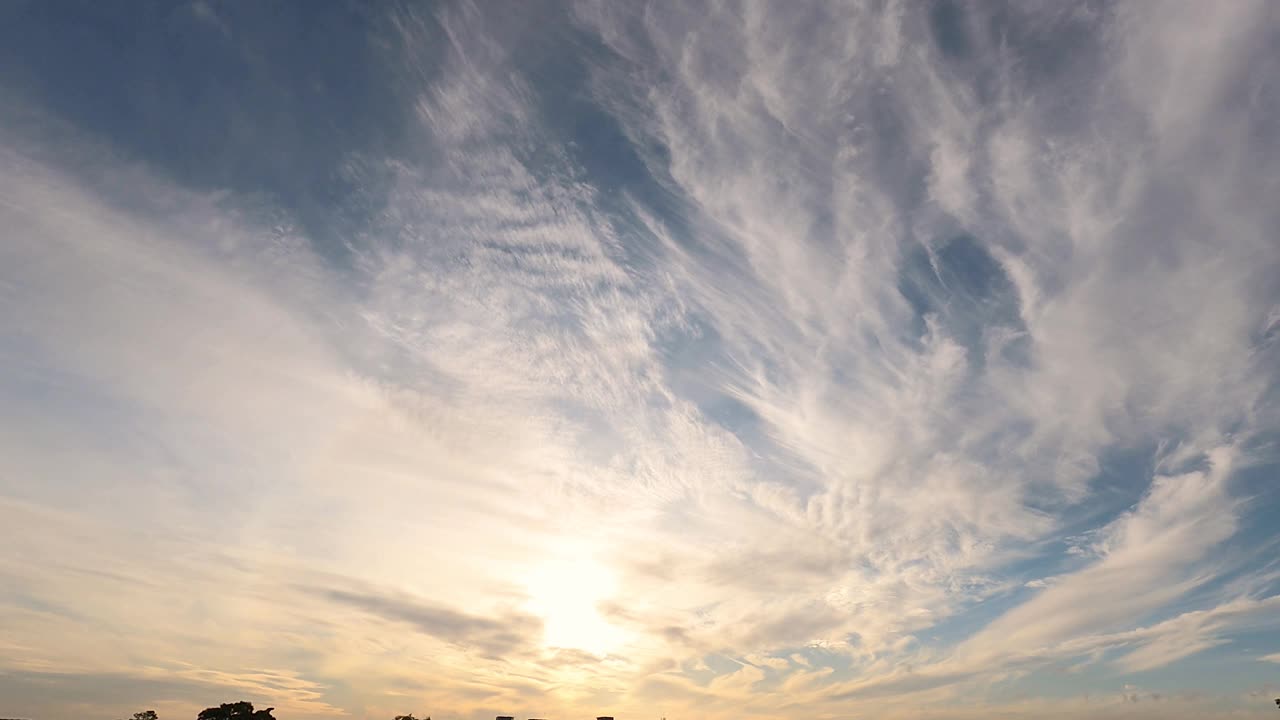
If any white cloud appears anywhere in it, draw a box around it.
[3,1,1280,719]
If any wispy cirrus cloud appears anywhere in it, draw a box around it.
[2,1,1279,719]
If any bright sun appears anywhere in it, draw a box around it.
[520,549,629,656]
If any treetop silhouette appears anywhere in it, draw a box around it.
[197,702,276,720]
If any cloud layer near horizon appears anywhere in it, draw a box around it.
[2,1,1279,719]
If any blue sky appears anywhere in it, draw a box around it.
[2,1,1280,719]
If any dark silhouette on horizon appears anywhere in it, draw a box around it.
[70,697,1280,720]
[197,703,275,720]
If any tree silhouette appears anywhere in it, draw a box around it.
[124,711,158,720]
[197,702,275,720]
[394,714,429,720]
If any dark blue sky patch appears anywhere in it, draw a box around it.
[860,86,933,219]
[918,580,1027,649]
[929,0,970,61]
[895,234,1026,370]
[0,0,426,260]
[519,30,688,281]
[1033,441,1163,541]
[1210,443,1280,588]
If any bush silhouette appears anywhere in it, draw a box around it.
[197,702,275,720]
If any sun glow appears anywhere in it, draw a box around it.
[520,548,629,656]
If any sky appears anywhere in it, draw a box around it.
[1,1,1280,719]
